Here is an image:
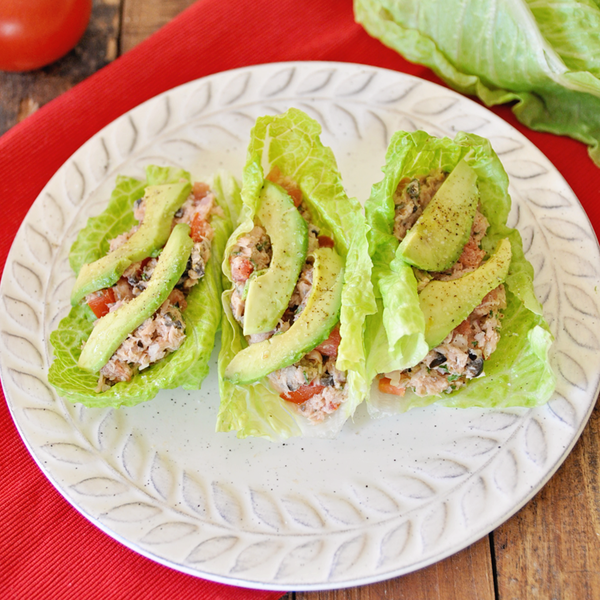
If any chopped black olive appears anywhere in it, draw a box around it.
[174,207,184,218]
[429,352,447,368]
[406,179,420,199]
[466,350,484,378]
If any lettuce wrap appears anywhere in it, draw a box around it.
[355,0,600,167]
[365,130,555,412]
[217,108,376,440]
[49,165,241,407]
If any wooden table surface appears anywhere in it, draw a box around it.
[1,1,599,598]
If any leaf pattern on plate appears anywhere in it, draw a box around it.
[296,68,336,95]
[329,534,367,579]
[525,419,548,467]
[420,503,447,550]
[140,521,197,545]
[2,333,43,367]
[275,540,324,580]
[261,66,295,97]
[280,496,325,529]
[3,296,39,332]
[250,489,285,530]
[460,477,487,526]
[70,477,128,497]
[493,450,519,495]
[186,536,238,564]
[386,475,436,500]
[230,540,283,574]
[102,502,162,523]
[182,472,209,517]
[334,70,376,97]
[9,369,54,405]
[12,262,42,298]
[23,408,70,434]
[212,482,244,527]
[377,521,411,567]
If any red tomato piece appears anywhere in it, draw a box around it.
[192,181,211,200]
[266,166,303,207]
[191,213,212,243]
[315,325,341,358]
[281,383,325,405]
[0,0,92,72]
[318,235,335,248]
[87,288,116,319]
[378,377,406,396]
[230,256,254,282]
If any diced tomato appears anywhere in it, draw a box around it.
[281,382,325,404]
[315,325,341,358]
[266,166,303,207]
[168,289,187,310]
[193,181,211,200]
[230,256,254,282]
[378,377,406,396]
[318,235,334,248]
[87,288,116,318]
[191,212,212,243]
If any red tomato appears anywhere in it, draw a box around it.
[315,325,341,358]
[317,235,335,248]
[230,256,254,282]
[281,383,325,405]
[378,377,406,396]
[190,213,212,243]
[192,181,211,200]
[87,288,115,319]
[266,166,302,207]
[0,0,92,72]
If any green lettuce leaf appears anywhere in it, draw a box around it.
[217,108,376,440]
[354,0,600,166]
[48,167,241,407]
[364,130,555,411]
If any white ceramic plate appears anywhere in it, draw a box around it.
[2,62,599,591]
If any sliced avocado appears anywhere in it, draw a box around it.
[71,181,192,305]
[78,223,193,374]
[398,159,479,272]
[420,238,512,348]
[243,180,308,335]
[225,247,344,385]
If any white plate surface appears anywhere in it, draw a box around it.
[1,62,599,591]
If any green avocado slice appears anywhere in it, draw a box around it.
[71,181,191,305]
[420,238,512,348]
[243,180,308,335]
[225,246,344,385]
[78,223,193,373]
[397,159,479,272]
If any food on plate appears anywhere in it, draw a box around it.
[217,108,376,440]
[354,0,600,167]
[48,165,241,407]
[364,130,555,412]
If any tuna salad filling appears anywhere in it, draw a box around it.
[89,181,217,392]
[380,171,506,397]
[229,168,347,422]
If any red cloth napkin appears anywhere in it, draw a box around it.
[1,0,599,598]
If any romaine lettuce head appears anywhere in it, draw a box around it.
[364,130,555,412]
[217,108,376,440]
[355,0,600,166]
[48,166,241,407]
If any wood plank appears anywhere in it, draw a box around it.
[120,0,197,53]
[296,536,495,600]
[0,0,121,137]
[494,398,600,599]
